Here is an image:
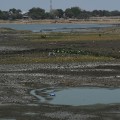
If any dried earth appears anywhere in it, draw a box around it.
[0,62,120,120]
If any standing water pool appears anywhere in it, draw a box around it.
[30,87,120,106]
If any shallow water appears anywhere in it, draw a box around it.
[31,87,120,106]
[0,24,112,32]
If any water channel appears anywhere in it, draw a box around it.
[30,87,120,106]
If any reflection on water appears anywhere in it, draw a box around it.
[31,87,120,106]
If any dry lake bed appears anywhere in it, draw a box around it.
[0,26,120,119]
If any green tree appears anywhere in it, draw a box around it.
[0,10,3,19]
[79,10,90,19]
[9,8,22,19]
[65,7,81,18]
[70,7,81,18]
[50,9,64,18]
[65,8,74,18]
[0,10,10,20]
[110,10,120,16]
[45,12,54,19]
[56,9,64,18]
[102,10,110,16]
[92,10,100,17]
[28,7,45,19]
[2,11,9,20]
[92,10,110,17]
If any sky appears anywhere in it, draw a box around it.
[0,0,120,12]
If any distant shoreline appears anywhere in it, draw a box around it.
[0,19,120,25]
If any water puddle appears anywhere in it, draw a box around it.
[30,87,120,106]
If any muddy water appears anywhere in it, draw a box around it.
[30,87,120,106]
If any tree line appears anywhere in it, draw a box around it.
[0,7,120,20]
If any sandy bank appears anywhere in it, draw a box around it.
[0,19,120,24]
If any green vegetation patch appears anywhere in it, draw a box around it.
[0,27,120,64]
[0,55,113,64]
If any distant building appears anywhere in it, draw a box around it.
[23,15,29,20]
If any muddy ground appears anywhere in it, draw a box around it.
[0,27,120,119]
[0,62,120,120]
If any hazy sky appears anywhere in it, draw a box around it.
[0,0,120,12]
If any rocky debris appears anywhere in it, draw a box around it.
[0,62,120,104]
